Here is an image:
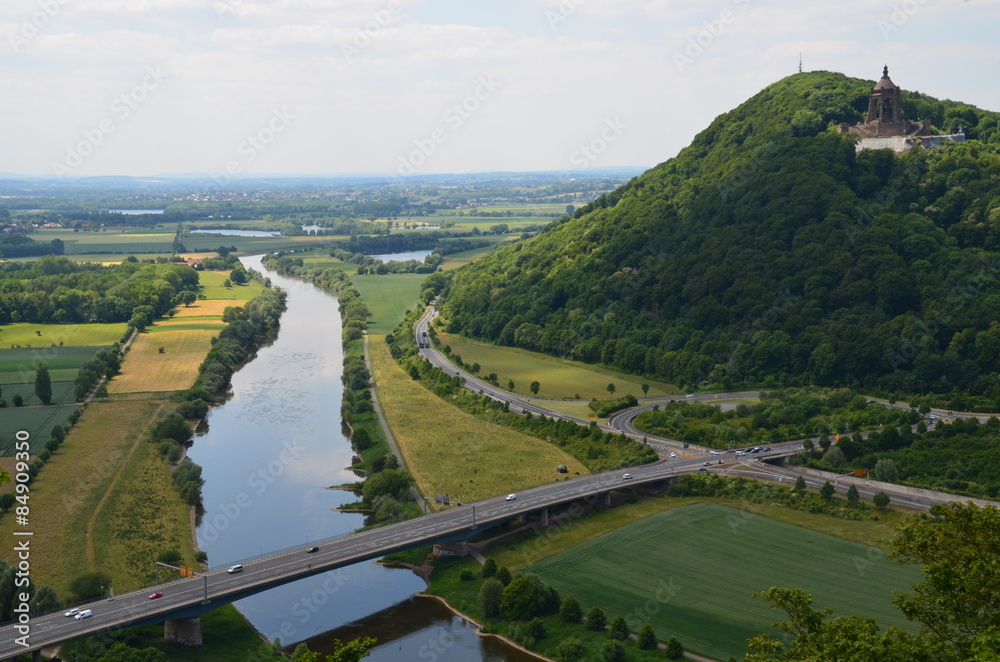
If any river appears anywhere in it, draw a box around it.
[188,254,535,661]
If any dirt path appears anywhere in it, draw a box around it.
[85,400,168,570]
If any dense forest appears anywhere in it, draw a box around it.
[0,257,199,324]
[440,71,1000,409]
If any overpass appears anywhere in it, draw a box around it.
[0,459,692,660]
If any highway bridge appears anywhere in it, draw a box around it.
[0,458,698,660]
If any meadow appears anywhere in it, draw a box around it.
[527,502,922,661]
[0,346,106,384]
[0,322,126,348]
[350,274,427,334]
[368,333,588,502]
[1,381,76,405]
[0,397,198,595]
[198,270,266,300]
[107,329,218,393]
[434,330,679,400]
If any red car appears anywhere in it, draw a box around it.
[148,592,163,600]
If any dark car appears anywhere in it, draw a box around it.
[307,546,319,553]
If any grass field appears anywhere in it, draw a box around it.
[438,244,498,270]
[368,333,588,501]
[182,234,332,254]
[198,271,266,300]
[108,329,218,393]
[435,331,680,400]
[0,404,79,455]
[527,502,922,661]
[0,322,127,348]
[0,397,200,594]
[0,346,107,384]
[351,274,427,334]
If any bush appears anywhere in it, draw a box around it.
[665,636,684,659]
[560,594,582,623]
[608,615,629,640]
[554,638,586,662]
[585,605,607,631]
[460,569,476,581]
[601,640,625,662]
[479,578,504,618]
[481,556,498,578]
[637,623,657,649]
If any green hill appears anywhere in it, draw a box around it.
[439,71,1000,407]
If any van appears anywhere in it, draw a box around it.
[227,564,243,574]
[75,609,93,620]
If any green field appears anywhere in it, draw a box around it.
[0,346,107,384]
[435,331,679,400]
[352,274,428,334]
[439,244,499,270]
[182,234,331,254]
[0,404,79,454]
[0,322,126,348]
[198,270,266,300]
[1,381,76,405]
[528,502,921,661]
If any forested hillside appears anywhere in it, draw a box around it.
[440,71,1000,408]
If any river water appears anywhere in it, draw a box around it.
[188,254,534,661]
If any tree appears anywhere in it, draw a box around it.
[481,556,498,578]
[794,475,807,492]
[471,362,481,373]
[872,458,899,482]
[496,566,512,586]
[34,363,52,405]
[637,623,657,649]
[500,574,546,621]
[821,444,845,468]
[641,383,649,396]
[508,379,515,391]
[873,491,891,510]
[608,615,630,640]
[846,484,860,504]
[819,481,835,501]
[664,636,685,659]
[527,617,546,641]
[554,638,586,662]
[68,571,111,602]
[560,594,582,623]
[96,642,167,662]
[223,279,233,289]
[530,381,540,395]
[361,469,412,504]
[601,640,625,662]
[351,429,372,451]
[325,636,377,662]
[479,578,504,618]
[30,585,61,616]
[585,605,607,631]
[607,383,616,396]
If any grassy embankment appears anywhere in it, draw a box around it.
[434,329,680,401]
[425,497,916,662]
[370,332,587,501]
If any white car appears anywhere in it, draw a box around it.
[669,451,678,457]
[65,607,81,618]
[735,451,746,456]
[227,564,243,574]
[505,493,517,501]
[74,609,93,620]
[622,473,633,480]
[685,394,694,398]
[709,450,720,455]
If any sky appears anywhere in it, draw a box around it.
[1,0,998,180]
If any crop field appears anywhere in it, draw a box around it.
[108,329,218,393]
[0,404,79,455]
[172,299,239,317]
[198,271,266,300]
[0,322,126,348]
[1,381,76,405]
[528,502,922,661]
[0,346,107,384]
[351,274,427,334]
[434,331,679,400]
[368,334,588,501]
[300,252,357,271]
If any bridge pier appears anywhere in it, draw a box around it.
[605,491,611,507]
[32,650,40,662]
[433,541,469,557]
[164,617,203,646]
[541,507,548,527]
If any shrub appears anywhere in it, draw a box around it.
[585,605,607,631]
